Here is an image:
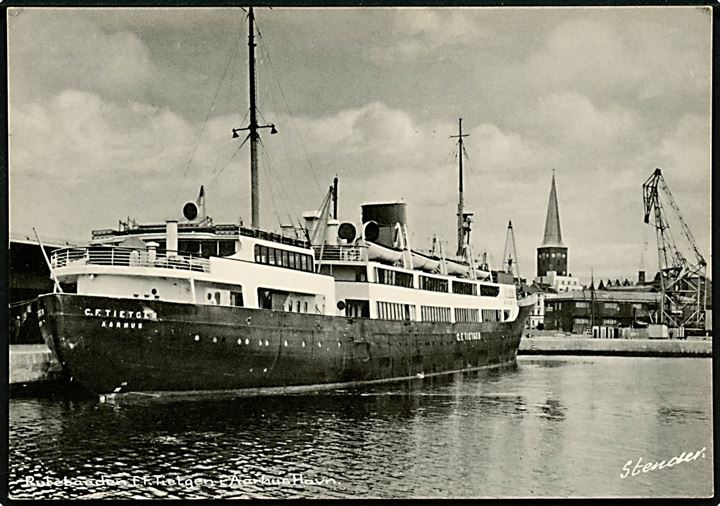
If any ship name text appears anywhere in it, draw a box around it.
[84,307,158,330]
[84,308,158,320]
[456,331,482,342]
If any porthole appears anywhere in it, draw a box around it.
[245,338,250,345]
[213,337,218,343]
[264,339,269,346]
[258,339,263,346]
[317,342,322,348]
[284,340,288,347]
[302,341,306,347]
[237,338,242,345]
[263,368,267,373]
[194,335,200,342]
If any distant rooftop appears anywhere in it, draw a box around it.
[549,289,660,303]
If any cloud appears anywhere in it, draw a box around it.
[522,16,710,106]
[272,102,444,169]
[649,114,712,266]
[9,89,207,239]
[467,123,538,178]
[531,92,636,146]
[11,90,195,179]
[9,9,156,103]
[366,9,492,63]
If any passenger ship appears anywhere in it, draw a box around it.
[36,8,534,399]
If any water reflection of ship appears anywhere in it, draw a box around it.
[537,399,567,420]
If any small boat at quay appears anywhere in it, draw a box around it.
[37,8,534,400]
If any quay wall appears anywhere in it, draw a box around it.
[10,344,63,384]
[519,336,712,357]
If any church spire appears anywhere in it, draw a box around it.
[542,171,563,247]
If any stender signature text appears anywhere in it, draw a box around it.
[620,447,707,479]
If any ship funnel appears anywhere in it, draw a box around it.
[361,203,407,249]
[166,220,178,256]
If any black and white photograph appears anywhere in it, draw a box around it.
[5,3,714,500]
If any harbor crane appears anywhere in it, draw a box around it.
[502,220,521,281]
[642,168,707,332]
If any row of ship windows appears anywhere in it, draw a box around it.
[543,301,626,311]
[547,302,644,312]
[574,318,618,325]
[202,287,509,323]
[375,268,501,296]
[200,285,508,323]
[187,285,509,324]
[254,245,314,272]
[575,301,622,310]
[202,287,320,314]
[142,240,236,258]
[376,302,507,323]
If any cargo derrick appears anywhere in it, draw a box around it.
[642,168,707,332]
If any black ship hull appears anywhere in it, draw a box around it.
[38,293,532,396]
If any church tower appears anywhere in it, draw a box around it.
[537,172,568,277]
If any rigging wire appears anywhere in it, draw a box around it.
[254,46,303,210]
[257,142,286,229]
[259,140,296,228]
[255,19,323,191]
[210,140,246,187]
[173,33,242,203]
[209,46,244,173]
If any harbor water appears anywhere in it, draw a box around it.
[8,356,713,499]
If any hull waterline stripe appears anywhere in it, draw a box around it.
[99,358,518,405]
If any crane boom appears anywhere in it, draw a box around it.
[641,168,707,333]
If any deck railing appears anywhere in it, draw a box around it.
[51,247,210,273]
[314,245,367,262]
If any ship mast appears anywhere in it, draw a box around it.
[232,7,277,230]
[451,118,470,257]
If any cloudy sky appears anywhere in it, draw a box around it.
[8,6,711,282]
